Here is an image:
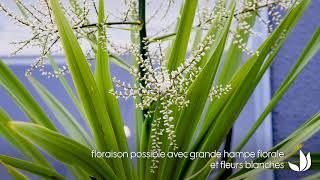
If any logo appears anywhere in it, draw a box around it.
[288,150,311,172]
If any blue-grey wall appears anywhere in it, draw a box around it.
[271,1,320,179]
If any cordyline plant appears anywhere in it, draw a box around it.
[0,0,319,179]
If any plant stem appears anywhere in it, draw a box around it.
[79,21,142,29]
[219,128,233,179]
[52,21,142,34]
[138,0,148,119]
[137,0,149,178]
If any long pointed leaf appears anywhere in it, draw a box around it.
[179,1,237,177]
[0,155,65,180]
[160,2,237,179]
[28,77,92,147]
[196,0,312,155]
[48,55,86,120]
[301,172,320,180]
[218,0,257,84]
[235,27,320,152]
[0,162,29,180]
[0,60,56,130]
[9,121,117,179]
[48,0,124,176]
[167,0,199,71]
[0,109,52,168]
[95,0,132,177]
[230,112,320,179]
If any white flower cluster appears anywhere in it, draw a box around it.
[109,35,232,172]
[25,56,69,78]
[197,0,228,29]
[0,0,96,77]
[209,84,232,101]
[231,0,298,55]
[111,35,213,142]
[0,0,93,56]
[230,29,260,56]
[267,0,298,31]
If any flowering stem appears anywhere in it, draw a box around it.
[136,0,149,177]
[79,21,142,29]
[139,0,149,119]
[233,1,278,16]
[148,1,278,43]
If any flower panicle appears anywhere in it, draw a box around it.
[110,35,217,173]
[231,0,298,55]
[0,0,96,77]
